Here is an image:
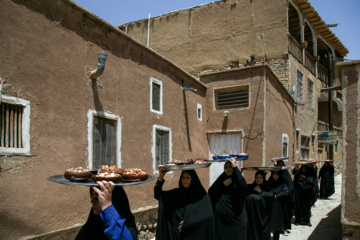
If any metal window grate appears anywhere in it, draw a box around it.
[215,87,249,110]
[0,103,23,148]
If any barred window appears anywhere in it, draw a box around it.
[297,71,303,101]
[0,96,30,156]
[0,103,23,148]
[215,85,249,110]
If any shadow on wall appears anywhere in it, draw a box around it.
[308,204,342,240]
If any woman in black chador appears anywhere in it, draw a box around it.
[273,160,294,235]
[208,158,247,240]
[245,170,274,240]
[318,162,335,199]
[75,186,138,240]
[293,164,314,226]
[267,171,289,240]
[154,167,214,240]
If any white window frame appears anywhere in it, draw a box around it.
[150,77,163,114]
[152,124,172,174]
[197,103,202,121]
[282,133,289,158]
[87,110,122,170]
[0,95,31,156]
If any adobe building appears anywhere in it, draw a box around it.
[120,0,348,164]
[1,0,294,239]
[337,60,360,239]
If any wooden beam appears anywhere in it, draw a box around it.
[321,86,342,92]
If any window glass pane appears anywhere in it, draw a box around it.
[156,130,169,166]
[152,82,161,111]
[93,116,117,169]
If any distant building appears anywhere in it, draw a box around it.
[120,0,348,163]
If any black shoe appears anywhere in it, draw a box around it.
[307,222,312,227]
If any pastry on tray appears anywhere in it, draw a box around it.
[122,168,148,182]
[92,172,123,183]
[64,167,92,182]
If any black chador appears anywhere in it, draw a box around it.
[267,171,289,240]
[154,170,215,240]
[245,171,274,240]
[208,162,247,240]
[319,162,335,199]
[293,165,314,225]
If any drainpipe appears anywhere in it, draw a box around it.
[90,51,108,79]
[0,78,3,104]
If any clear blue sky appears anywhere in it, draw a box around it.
[73,0,359,61]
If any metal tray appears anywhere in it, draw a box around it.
[47,174,155,187]
[208,159,247,162]
[273,157,289,161]
[242,166,282,171]
[292,161,318,165]
[163,162,211,171]
[212,155,249,160]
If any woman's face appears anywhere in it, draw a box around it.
[272,172,279,181]
[224,162,233,176]
[181,172,192,188]
[255,173,264,185]
[277,161,285,167]
[301,166,307,173]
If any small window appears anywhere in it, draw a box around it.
[153,125,172,173]
[335,141,339,153]
[197,103,202,121]
[300,135,310,160]
[311,135,316,152]
[308,79,313,106]
[296,129,300,151]
[297,71,303,102]
[0,96,31,156]
[88,110,121,169]
[282,134,289,157]
[150,78,163,114]
[215,85,249,110]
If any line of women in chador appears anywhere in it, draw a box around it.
[74,158,334,240]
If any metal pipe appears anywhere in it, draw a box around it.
[90,51,108,79]
[0,78,3,104]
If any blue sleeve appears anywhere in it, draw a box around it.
[99,205,133,240]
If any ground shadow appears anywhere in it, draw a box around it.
[307,204,342,240]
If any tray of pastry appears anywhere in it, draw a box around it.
[47,166,154,187]
[47,174,155,187]
[162,158,211,171]
[292,160,319,165]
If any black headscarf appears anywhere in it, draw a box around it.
[75,186,137,240]
[208,162,247,240]
[267,171,286,189]
[155,170,214,240]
